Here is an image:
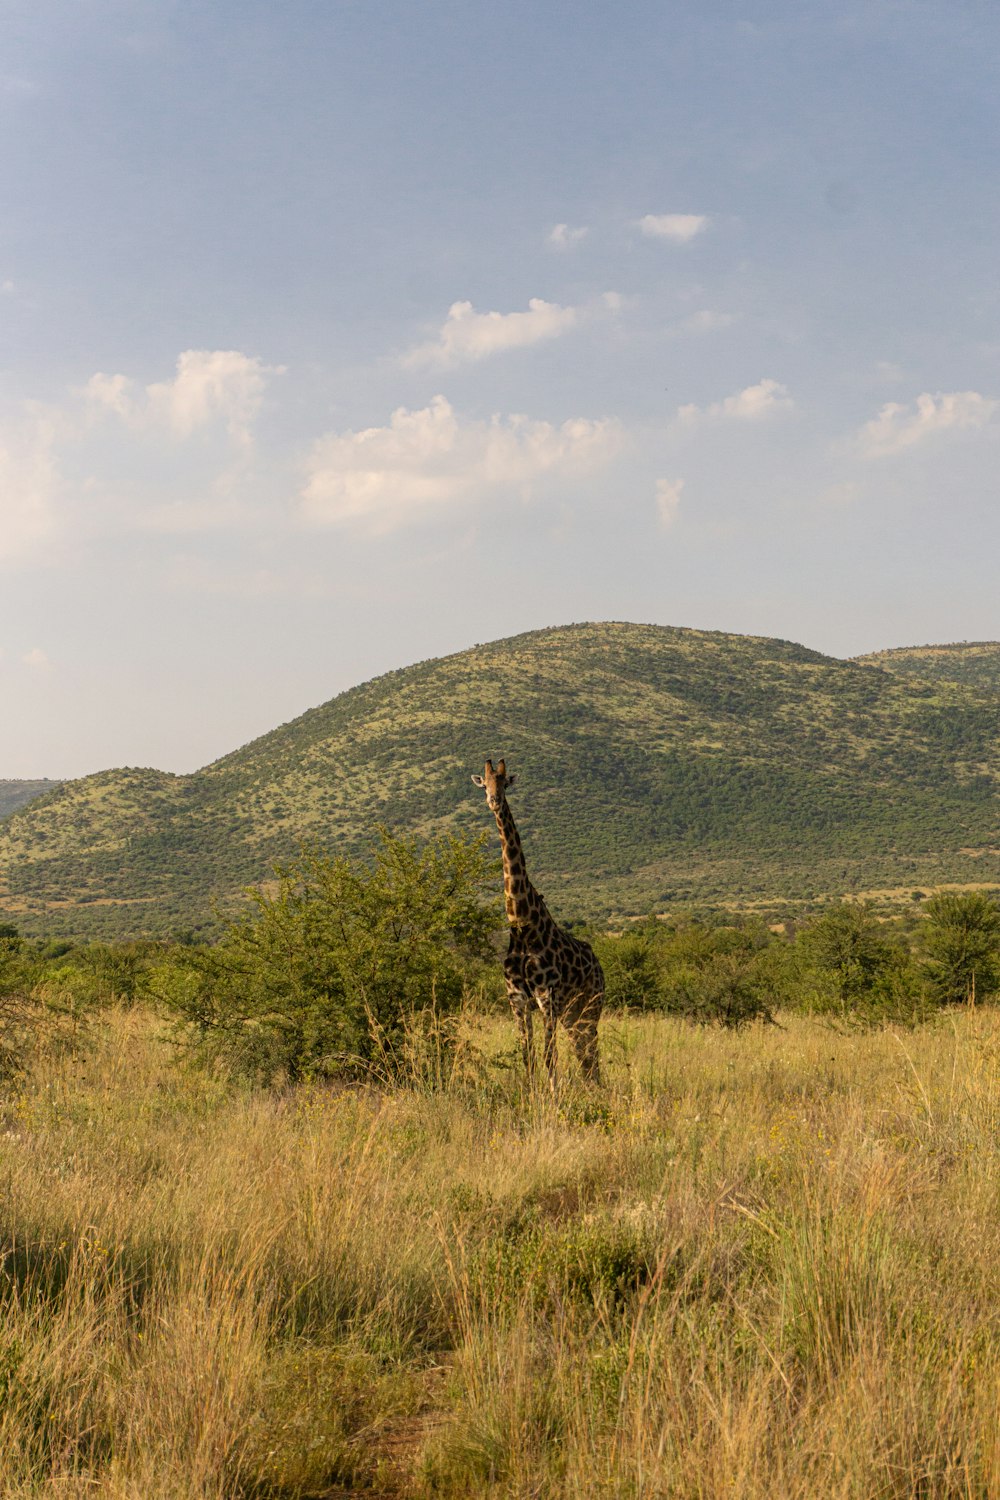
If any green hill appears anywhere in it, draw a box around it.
[857,642,1000,694]
[0,780,62,821]
[2,622,999,937]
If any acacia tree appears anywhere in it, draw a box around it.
[921,890,1000,1006]
[797,904,897,1006]
[165,828,503,1082]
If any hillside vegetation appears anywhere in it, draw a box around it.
[858,641,1000,694]
[0,780,61,822]
[1,623,999,937]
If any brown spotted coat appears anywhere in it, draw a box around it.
[472,758,603,1088]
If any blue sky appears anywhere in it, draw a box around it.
[1,0,998,776]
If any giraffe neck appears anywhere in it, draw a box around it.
[494,796,548,930]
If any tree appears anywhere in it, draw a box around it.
[798,905,896,1006]
[164,829,503,1083]
[0,922,21,952]
[794,904,928,1025]
[921,891,1000,1007]
[591,921,665,1010]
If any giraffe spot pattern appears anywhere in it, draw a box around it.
[476,760,603,1085]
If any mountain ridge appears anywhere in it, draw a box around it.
[856,642,1000,694]
[2,622,999,937]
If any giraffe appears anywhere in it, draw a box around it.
[472,758,603,1089]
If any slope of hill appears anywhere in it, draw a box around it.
[2,622,999,936]
[857,642,1000,694]
[0,780,62,821]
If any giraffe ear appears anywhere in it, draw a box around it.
[471,775,486,788]
[506,773,517,790]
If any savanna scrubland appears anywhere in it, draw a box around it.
[2,838,1000,1499]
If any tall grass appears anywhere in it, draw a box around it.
[2,1006,1000,1495]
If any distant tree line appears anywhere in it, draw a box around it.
[589,891,1000,1028]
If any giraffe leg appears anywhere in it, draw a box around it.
[514,1000,535,1077]
[566,995,603,1085]
[542,1008,558,1094]
[573,1015,602,1085]
[504,947,534,1080]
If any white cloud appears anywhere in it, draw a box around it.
[678,378,793,425]
[858,390,998,457]
[638,213,708,243]
[681,309,735,333]
[402,297,588,369]
[136,496,248,535]
[0,411,59,562]
[1,279,14,296]
[147,349,280,442]
[83,350,282,445]
[22,647,52,671]
[82,372,133,419]
[655,478,684,528]
[547,223,589,250]
[301,395,623,533]
[0,350,284,566]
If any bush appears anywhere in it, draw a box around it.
[0,939,88,1080]
[593,919,785,1027]
[163,829,503,1083]
[921,890,1000,1006]
[793,904,929,1026]
[29,943,153,1015]
[592,921,665,1009]
[662,942,782,1028]
[797,905,896,1004]
[0,940,38,1079]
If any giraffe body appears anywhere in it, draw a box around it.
[472,758,603,1088]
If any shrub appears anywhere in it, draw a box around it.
[593,919,785,1027]
[921,890,1000,1006]
[0,941,85,1080]
[663,946,779,1028]
[793,904,929,1026]
[0,941,38,1080]
[163,829,503,1083]
[592,922,665,1009]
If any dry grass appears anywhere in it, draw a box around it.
[2,1006,1000,1496]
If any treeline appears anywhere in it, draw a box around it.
[590,892,1000,1028]
[3,831,1000,1093]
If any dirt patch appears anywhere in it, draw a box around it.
[319,1363,451,1499]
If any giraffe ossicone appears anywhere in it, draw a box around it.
[472,757,603,1090]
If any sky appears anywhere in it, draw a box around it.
[2,0,999,777]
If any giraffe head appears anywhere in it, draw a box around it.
[471,757,517,812]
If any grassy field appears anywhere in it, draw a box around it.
[3,1005,1000,1497]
